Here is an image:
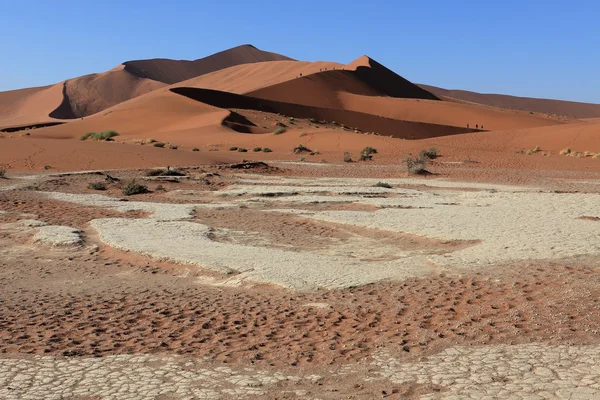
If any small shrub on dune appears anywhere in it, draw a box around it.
[419,147,438,160]
[238,147,248,152]
[359,146,378,161]
[253,147,262,152]
[153,142,166,148]
[310,149,320,156]
[559,147,571,155]
[79,132,95,141]
[343,152,353,163]
[593,153,600,159]
[293,144,311,154]
[88,182,106,191]
[192,147,199,151]
[122,180,149,196]
[404,154,429,175]
[262,148,272,153]
[273,126,286,135]
[299,132,307,137]
[229,146,238,151]
[79,130,119,141]
[169,145,178,150]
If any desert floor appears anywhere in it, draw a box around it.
[2,160,600,399]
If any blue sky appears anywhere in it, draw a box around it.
[1,0,598,102]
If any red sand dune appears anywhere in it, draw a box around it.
[0,84,66,128]
[171,87,474,139]
[0,45,293,128]
[336,93,567,130]
[420,84,600,119]
[176,60,344,94]
[123,44,294,84]
[246,56,438,109]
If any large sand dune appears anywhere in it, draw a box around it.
[421,84,600,119]
[246,56,438,109]
[0,45,292,128]
[123,44,294,84]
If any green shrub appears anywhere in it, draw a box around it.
[229,146,238,151]
[359,146,378,161]
[192,147,200,151]
[79,132,95,141]
[88,182,106,190]
[273,126,286,135]
[153,142,166,148]
[79,130,119,141]
[343,152,353,163]
[419,147,438,160]
[262,148,272,153]
[253,147,262,152]
[169,145,178,150]
[374,182,392,189]
[238,147,248,152]
[122,180,148,196]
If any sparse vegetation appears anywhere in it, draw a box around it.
[44,165,52,170]
[238,147,248,152]
[374,182,392,189]
[79,130,119,141]
[145,138,157,144]
[262,148,272,153]
[253,147,262,152]
[153,142,166,148]
[169,145,178,150]
[404,154,429,175]
[343,152,353,163]
[229,146,239,151]
[273,126,287,135]
[419,147,439,160]
[299,132,308,137]
[359,146,378,161]
[88,182,106,191]
[146,168,186,177]
[299,157,306,162]
[155,185,165,191]
[293,144,311,154]
[122,180,149,196]
[192,147,199,151]
[310,149,320,156]
[309,118,317,123]
[559,147,571,155]
[0,168,6,179]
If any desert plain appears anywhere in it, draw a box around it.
[2,45,600,399]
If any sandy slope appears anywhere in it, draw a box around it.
[177,60,344,94]
[421,84,600,119]
[123,44,294,84]
[336,93,567,130]
[0,45,293,128]
[246,56,438,109]
[0,84,66,128]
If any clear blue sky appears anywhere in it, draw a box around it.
[1,0,598,103]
